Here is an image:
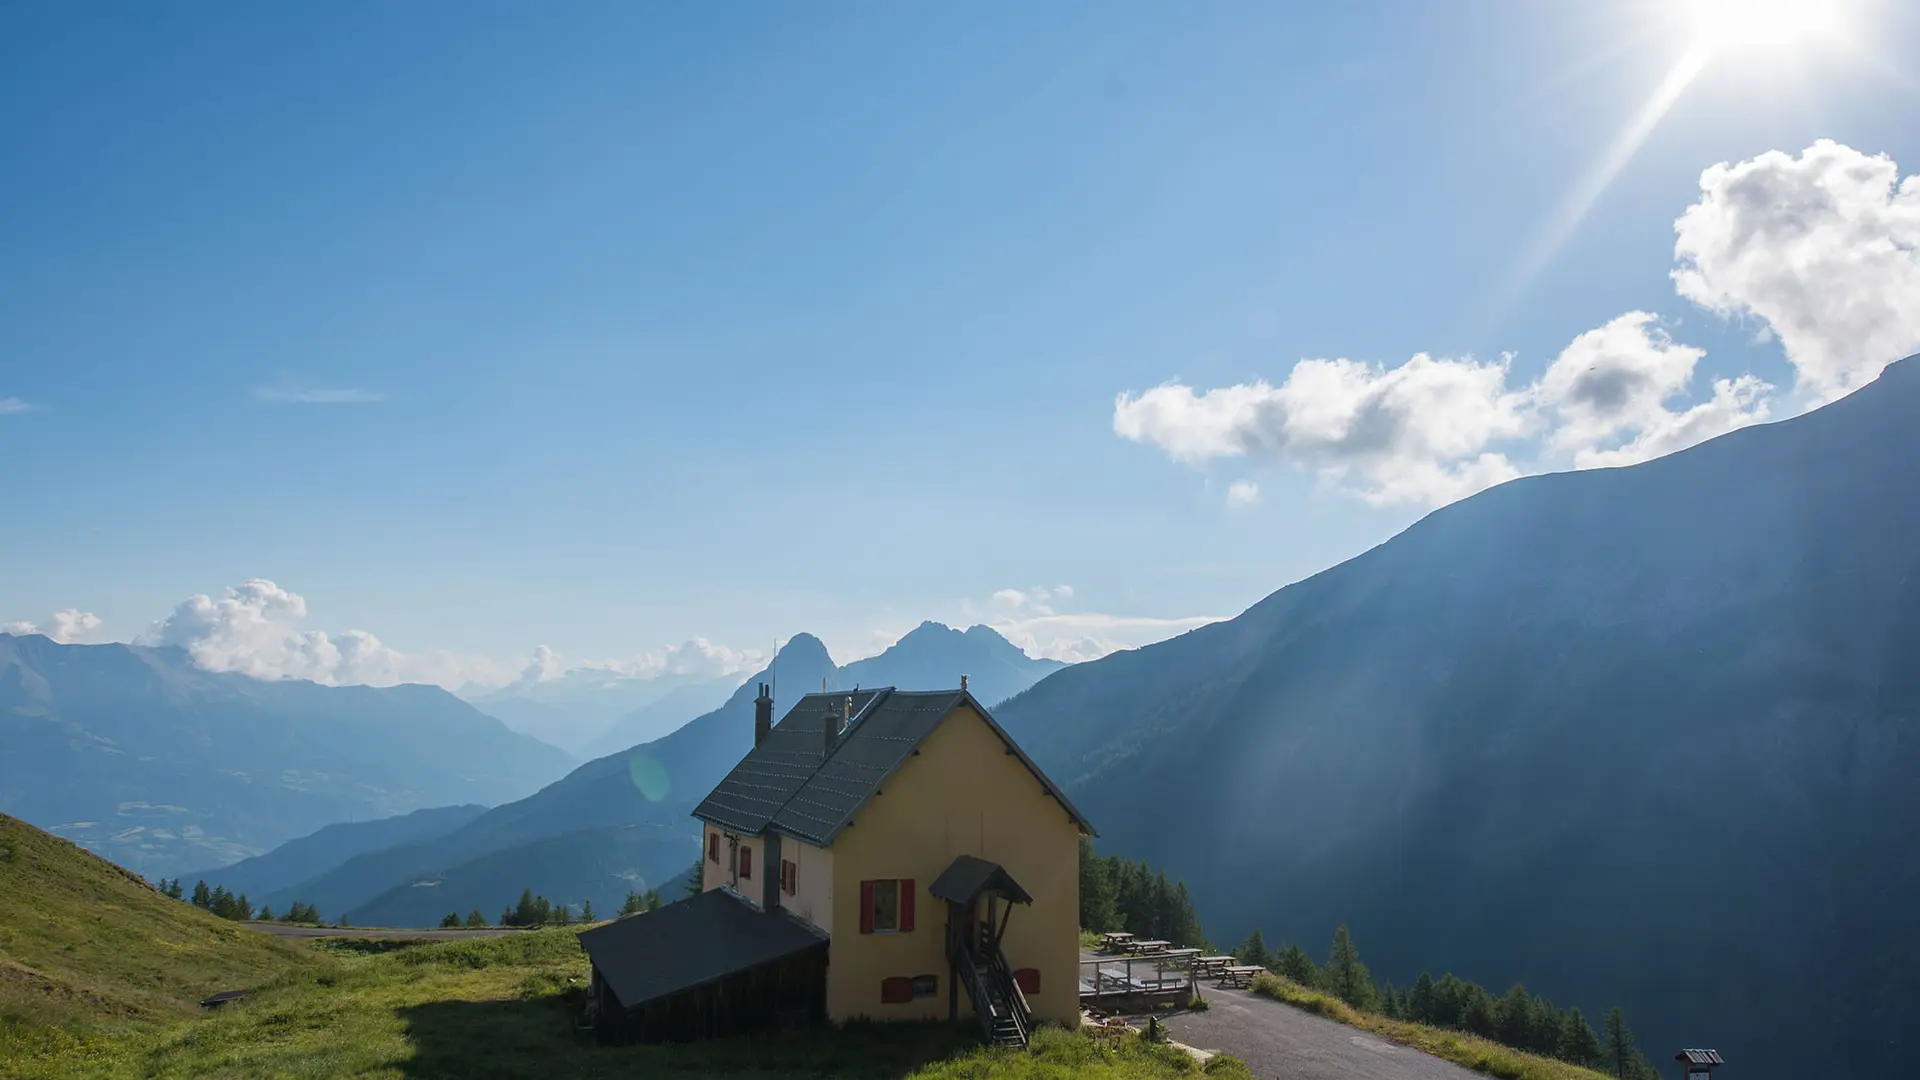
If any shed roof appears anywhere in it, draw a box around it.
[691,687,1093,846]
[928,855,1033,906]
[1675,1050,1724,1067]
[577,887,827,1011]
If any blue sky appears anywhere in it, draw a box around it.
[4,1,1917,686]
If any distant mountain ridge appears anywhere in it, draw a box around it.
[250,622,1062,925]
[0,635,574,878]
[992,354,1920,1080]
[465,668,737,756]
[182,804,489,901]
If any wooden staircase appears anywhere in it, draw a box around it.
[950,925,1031,1049]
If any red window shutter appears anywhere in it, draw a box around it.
[880,976,913,1004]
[1015,968,1041,994]
[859,880,875,934]
[740,846,752,879]
[707,833,718,862]
[899,879,915,932]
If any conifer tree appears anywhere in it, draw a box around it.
[1078,838,1120,931]
[191,880,212,908]
[1379,982,1402,1019]
[1462,986,1496,1038]
[168,878,184,900]
[258,905,274,921]
[1324,925,1375,1008]
[620,888,646,916]
[1603,1006,1637,1079]
[440,912,461,928]
[1234,929,1270,970]
[684,858,703,898]
[553,904,572,926]
[1497,984,1534,1049]
[580,899,595,922]
[1561,1007,1602,1066]
[512,888,538,927]
[465,908,487,928]
[1408,971,1437,1024]
[644,888,662,912]
[1275,942,1319,987]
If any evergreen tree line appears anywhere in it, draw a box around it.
[1077,838,1209,949]
[495,885,662,928]
[1232,925,1659,1079]
[160,877,330,925]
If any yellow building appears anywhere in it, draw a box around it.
[580,684,1093,1046]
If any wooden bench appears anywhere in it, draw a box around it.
[1220,965,1264,988]
[1160,948,1201,967]
[1127,939,1170,955]
[1098,931,1135,952]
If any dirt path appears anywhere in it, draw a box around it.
[245,922,527,940]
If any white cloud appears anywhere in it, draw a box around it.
[1536,311,1773,468]
[137,579,509,688]
[597,638,763,680]
[254,383,385,404]
[1114,352,1535,507]
[1674,139,1920,401]
[1226,479,1260,506]
[0,397,35,414]
[3,609,105,644]
[956,586,1221,663]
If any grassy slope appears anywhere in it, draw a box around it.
[0,813,319,1047]
[3,812,1247,1080]
[17,927,1250,1080]
[1248,973,1612,1080]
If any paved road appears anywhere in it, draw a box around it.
[1166,983,1484,1080]
[1081,950,1481,1080]
[245,922,528,940]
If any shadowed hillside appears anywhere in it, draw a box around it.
[997,355,1920,1080]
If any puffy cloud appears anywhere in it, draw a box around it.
[605,638,763,679]
[1536,311,1773,468]
[985,586,1075,619]
[1115,353,1535,507]
[1673,139,1920,401]
[0,397,33,415]
[1226,480,1260,506]
[3,609,105,644]
[138,579,509,688]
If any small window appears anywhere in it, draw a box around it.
[858,879,915,933]
[707,832,719,863]
[911,974,938,998]
[739,844,752,879]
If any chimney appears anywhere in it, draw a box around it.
[753,683,773,748]
[822,709,839,753]
[960,674,969,693]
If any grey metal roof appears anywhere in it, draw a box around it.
[929,854,1033,906]
[577,887,827,1011]
[690,690,881,835]
[693,687,1094,846]
[1675,1050,1724,1067]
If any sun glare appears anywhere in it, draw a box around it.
[1686,0,1843,53]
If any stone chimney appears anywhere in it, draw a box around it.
[821,709,839,754]
[753,683,773,748]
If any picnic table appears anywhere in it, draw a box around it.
[1126,938,1171,955]
[1098,931,1135,952]
[1220,965,1264,988]
[1191,955,1236,978]
[1160,948,1201,967]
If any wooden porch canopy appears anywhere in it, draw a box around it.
[929,855,1033,907]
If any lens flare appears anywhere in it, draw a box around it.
[627,753,670,803]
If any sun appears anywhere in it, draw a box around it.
[1685,0,1844,53]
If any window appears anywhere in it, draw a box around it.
[707,832,719,863]
[739,844,752,879]
[781,859,797,895]
[858,878,915,933]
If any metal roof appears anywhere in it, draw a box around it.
[577,887,827,1012]
[1675,1050,1724,1067]
[691,687,1094,845]
[929,854,1033,906]
[690,690,882,835]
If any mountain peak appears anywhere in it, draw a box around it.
[774,632,833,666]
